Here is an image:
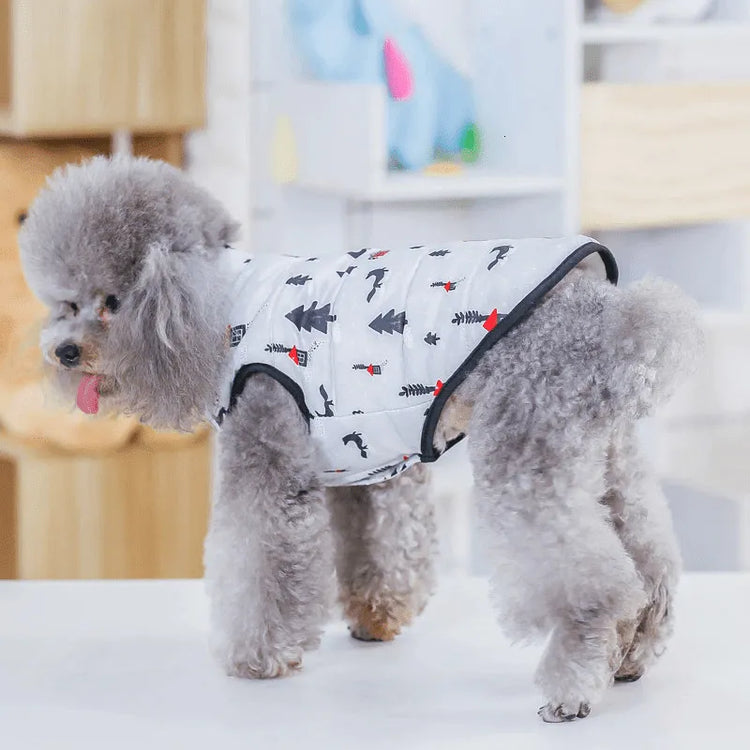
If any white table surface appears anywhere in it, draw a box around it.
[1,574,748,750]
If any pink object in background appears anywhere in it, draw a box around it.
[384,37,413,100]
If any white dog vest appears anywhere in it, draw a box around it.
[213,236,617,486]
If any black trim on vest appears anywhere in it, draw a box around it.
[419,242,618,463]
[219,363,313,426]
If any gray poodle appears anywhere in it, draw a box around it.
[19,157,698,722]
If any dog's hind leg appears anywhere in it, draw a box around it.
[204,374,334,679]
[468,398,647,722]
[603,421,681,683]
[328,465,437,642]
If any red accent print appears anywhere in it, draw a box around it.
[433,380,444,397]
[443,282,452,292]
[403,455,409,461]
[288,346,300,365]
[369,250,389,260]
[483,309,499,331]
[367,364,375,376]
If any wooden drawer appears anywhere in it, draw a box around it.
[0,0,205,136]
[0,432,211,579]
[581,83,750,230]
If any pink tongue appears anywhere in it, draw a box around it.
[76,375,102,414]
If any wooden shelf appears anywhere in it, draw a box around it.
[581,21,750,44]
[0,0,206,137]
[292,170,563,203]
[581,82,750,230]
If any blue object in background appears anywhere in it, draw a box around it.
[290,0,480,170]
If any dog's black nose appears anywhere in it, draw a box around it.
[55,342,81,368]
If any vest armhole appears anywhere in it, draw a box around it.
[419,241,617,463]
[222,363,313,426]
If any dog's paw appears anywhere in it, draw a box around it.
[225,647,303,680]
[538,702,591,723]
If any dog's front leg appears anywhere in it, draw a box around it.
[204,374,333,679]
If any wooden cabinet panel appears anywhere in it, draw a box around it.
[581,83,750,230]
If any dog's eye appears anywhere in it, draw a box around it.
[67,302,79,316]
[104,295,120,313]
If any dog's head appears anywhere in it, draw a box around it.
[19,156,239,430]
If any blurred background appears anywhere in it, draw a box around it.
[0,0,748,580]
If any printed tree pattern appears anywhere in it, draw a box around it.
[452,308,501,331]
[424,332,440,345]
[429,249,451,257]
[369,309,407,334]
[286,301,337,333]
[399,380,444,397]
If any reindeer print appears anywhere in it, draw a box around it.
[488,245,513,271]
[343,431,368,459]
[315,385,334,417]
[366,268,388,302]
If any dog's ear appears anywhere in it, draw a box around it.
[114,240,226,429]
[133,242,183,348]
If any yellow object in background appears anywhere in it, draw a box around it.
[423,161,463,176]
[602,0,648,12]
[271,115,298,184]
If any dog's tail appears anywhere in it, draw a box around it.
[602,276,703,418]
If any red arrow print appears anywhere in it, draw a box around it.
[288,346,300,365]
[483,309,499,331]
[367,364,375,376]
[444,282,453,292]
[433,379,444,397]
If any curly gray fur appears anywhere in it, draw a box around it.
[19,156,700,721]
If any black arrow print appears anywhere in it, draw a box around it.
[488,245,513,271]
[286,274,312,286]
[366,268,388,302]
[286,301,337,334]
[348,248,367,258]
[342,431,368,459]
[337,266,357,277]
[315,384,334,417]
[369,309,407,335]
